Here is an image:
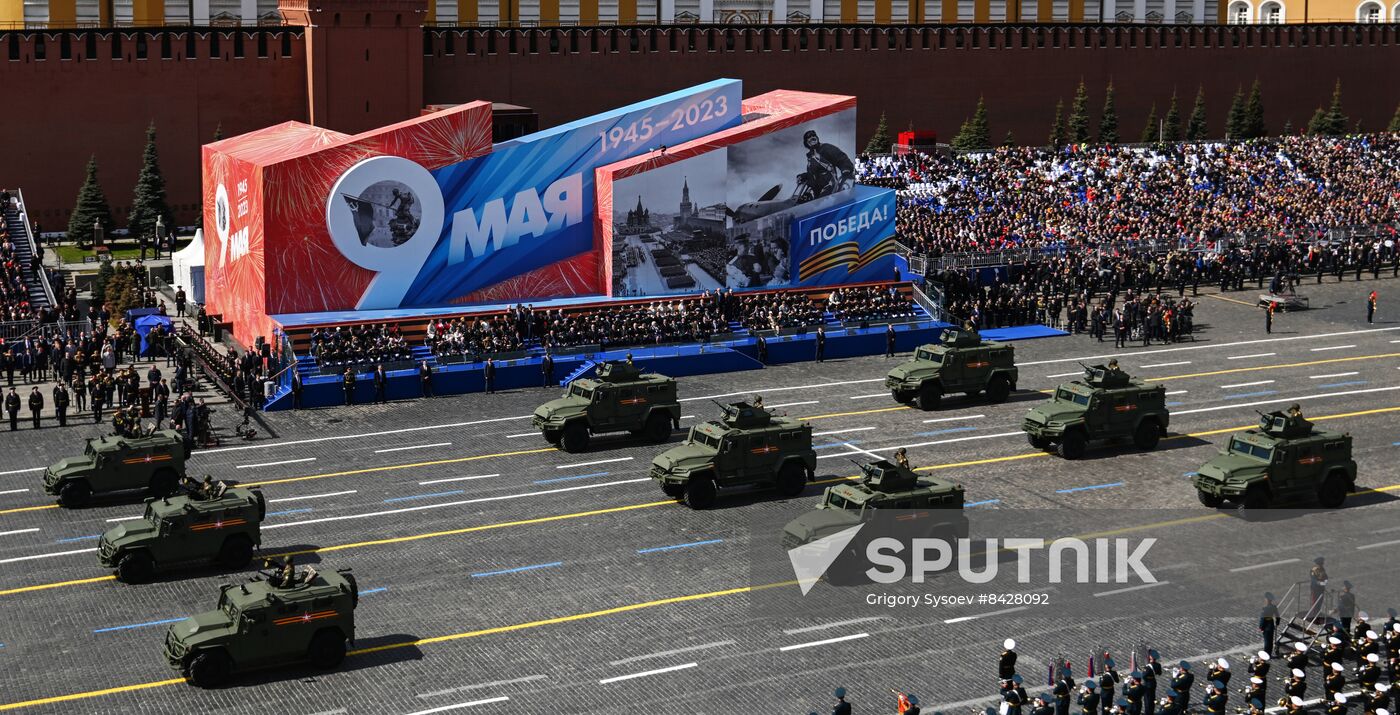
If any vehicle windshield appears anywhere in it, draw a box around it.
[218,593,239,620]
[570,385,592,400]
[145,504,162,525]
[916,349,941,363]
[690,432,722,450]
[826,493,868,512]
[1056,388,1091,406]
[1229,438,1273,461]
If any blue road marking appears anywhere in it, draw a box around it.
[814,442,861,450]
[913,426,978,437]
[1221,390,1278,399]
[1166,401,1185,407]
[93,617,187,634]
[265,508,314,516]
[1055,482,1125,494]
[1184,472,1198,477]
[382,490,464,503]
[471,561,563,578]
[1317,380,1367,389]
[359,587,388,596]
[966,499,1000,507]
[534,471,610,485]
[55,535,100,543]
[637,539,724,554]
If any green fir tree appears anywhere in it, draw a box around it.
[1162,93,1183,143]
[1049,99,1067,149]
[1322,80,1348,136]
[1307,107,1329,135]
[1098,82,1120,144]
[1139,104,1160,144]
[1186,86,1209,141]
[126,122,174,247]
[66,155,115,247]
[1225,87,1246,140]
[1003,130,1016,147]
[1388,103,1400,132]
[952,97,993,151]
[1242,79,1267,139]
[213,123,224,141]
[865,112,894,154]
[1068,80,1092,144]
[1282,120,1294,136]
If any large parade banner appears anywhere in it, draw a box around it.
[790,185,899,286]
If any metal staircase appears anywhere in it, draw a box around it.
[2,190,54,311]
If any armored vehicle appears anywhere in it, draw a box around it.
[886,328,1018,410]
[532,361,681,453]
[164,565,358,688]
[43,429,190,508]
[1021,363,1170,459]
[99,485,267,583]
[1192,410,1356,510]
[650,401,816,509]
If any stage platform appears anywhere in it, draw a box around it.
[263,320,1070,411]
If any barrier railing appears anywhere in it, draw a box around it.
[0,318,93,341]
[11,189,57,308]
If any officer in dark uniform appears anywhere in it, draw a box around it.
[540,352,554,388]
[1358,653,1382,689]
[1000,639,1019,681]
[756,334,768,364]
[1247,652,1271,685]
[4,387,19,431]
[1154,692,1179,715]
[1004,676,1027,715]
[1203,681,1227,715]
[291,370,304,408]
[1245,676,1266,707]
[1206,658,1231,691]
[831,686,852,715]
[1031,693,1054,715]
[1054,663,1076,715]
[885,323,897,358]
[1265,302,1274,334]
[1322,636,1346,670]
[1309,557,1329,620]
[1284,668,1307,703]
[1338,581,1357,634]
[1324,662,1346,700]
[1143,651,1162,715]
[484,358,496,394]
[53,381,69,427]
[1366,682,1391,714]
[815,326,826,362]
[1260,592,1280,655]
[27,386,43,428]
[1123,673,1146,715]
[1100,657,1121,715]
[1286,642,1310,673]
[1325,693,1347,715]
[1078,681,1100,715]
[343,368,356,405]
[373,364,387,404]
[1170,661,1194,711]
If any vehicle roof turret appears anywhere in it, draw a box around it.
[223,569,354,609]
[1257,410,1315,438]
[939,327,983,348]
[828,460,964,505]
[147,487,259,520]
[595,361,642,382]
[1079,363,1132,389]
[715,401,773,428]
[89,429,185,452]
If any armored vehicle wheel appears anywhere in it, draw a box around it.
[776,461,806,498]
[116,550,155,584]
[1027,434,1051,450]
[1317,472,1349,509]
[1238,484,1270,512]
[660,482,685,499]
[891,390,910,404]
[559,422,590,453]
[149,468,179,498]
[1132,419,1161,450]
[186,649,233,688]
[307,629,347,669]
[58,480,91,508]
[542,429,562,446]
[216,534,254,569]
[683,477,717,510]
[1057,430,1087,460]
[1197,490,1224,508]
[985,375,1011,404]
[915,382,942,411]
[642,411,672,444]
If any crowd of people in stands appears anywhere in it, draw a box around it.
[826,284,918,325]
[857,134,1399,259]
[308,324,414,370]
[738,291,826,332]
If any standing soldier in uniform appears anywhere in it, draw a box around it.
[1260,592,1280,656]
[1054,662,1076,715]
[1078,681,1100,715]
[1170,661,1194,711]
[540,351,554,388]
[28,386,44,428]
[1123,673,1145,715]
[5,387,19,431]
[1004,676,1027,715]
[1000,639,1019,681]
[1245,676,1267,707]
[484,357,496,394]
[1323,636,1346,670]
[1326,694,1347,715]
[1368,290,1378,323]
[343,368,356,406]
[1358,653,1382,690]
[291,370,304,409]
[1030,693,1053,715]
[52,381,69,427]
[1203,681,1227,715]
[1284,668,1308,703]
[1154,692,1179,715]
[1143,651,1162,715]
[1206,658,1231,691]
[373,364,387,404]
[831,686,852,715]
[1309,557,1329,620]
[1339,581,1357,634]
[1325,662,1346,700]
[886,323,897,358]
[1265,301,1275,334]
[815,326,826,363]
[1366,683,1391,714]
[1100,657,1121,715]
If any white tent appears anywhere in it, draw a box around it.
[172,228,206,304]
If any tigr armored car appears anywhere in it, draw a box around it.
[98,486,266,583]
[1021,364,1170,459]
[43,430,189,508]
[1192,410,1356,510]
[532,361,680,453]
[650,401,816,509]
[886,328,1018,410]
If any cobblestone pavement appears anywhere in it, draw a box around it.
[1,276,1398,714]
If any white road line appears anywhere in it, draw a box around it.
[779,632,870,652]
[417,675,548,699]
[1356,538,1400,551]
[0,467,44,476]
[1228,558,1300,573]
[782,616,889,635]
[1018,326,1400,366]
[263,478,650,530]
[1241,539,1333,557]
[1164,390,1189,396]
[235,457,317,469]
[1227,353,1276,360]
[1046,371,1083,378]
[680,415,697,420]
[0,528,40,537]
[104,516,143,522]
[199,414,533,455]
[848,393,889,400]
[307,709,348,715]
[268,490,358,503]
[838,441,885,461]
[1220,380,1275,389]
[0,488,30,495]
[1309,372,1359,379]
[883,431,1023,452]
[556,456,633,469]
[1094,581,1169,597]
[812,427,877,436]
[598,662,698,684]
[943,606,1029,624]
[505,433,537,439]
[923,414,986,424]
[1310,344,1356,352]
[768,401,819,409]
[1140,361,1191,368]
[1374,524,1400,534]
[374,442,452,454]
[404,697,511,715]
[680,377,883,402]
[418,474,501,486]
[0,547,97,564]
[1173,384,1400,416]
[609,640,736,666]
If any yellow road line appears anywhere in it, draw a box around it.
[0,575,116,598]
[1206,293,1260,307]
[0,504,58,515]
[242,447,558,487]
[0,678,187,712]
[800,405,910,421]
